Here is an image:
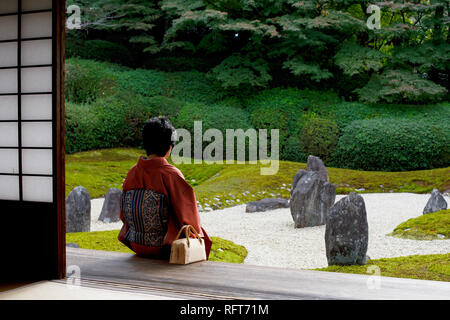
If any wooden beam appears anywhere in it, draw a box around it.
[67,248,450,300]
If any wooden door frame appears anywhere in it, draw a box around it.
[55,0,66,280]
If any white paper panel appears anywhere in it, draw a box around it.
[22,149,52,175]
[0,69,18,94]
[0,122,18,147]
[0,1,18,14]
[0,149,19,174]
[0,15,18,41]
[21,94,52,120]
[21,39,52,66]
[21,121,52,147]
[22,0,53,11]
[0,96,18,120]
[0,175,20,201]
[21,67,52,93]
[23,176,53,202]
[21,12,52,39]
[0,42,18,67]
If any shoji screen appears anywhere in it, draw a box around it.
[0,0,65,280]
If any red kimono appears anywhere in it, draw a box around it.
[118,156,212,259]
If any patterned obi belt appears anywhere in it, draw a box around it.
[120,189,169,247]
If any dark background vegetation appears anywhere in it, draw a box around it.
[65,0,449,171]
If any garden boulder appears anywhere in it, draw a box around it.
[98,188,122,223]
[423,189,448,214]
[306,155,329,182]
[325,192,368,266]
[66,186,91,233]
[246,198,289,213]
[290,169,336,228]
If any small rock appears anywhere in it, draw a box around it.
[66,186,91,233]
[66,243,79,248]
[246,198,289,213]
[437,234,445,239]
[423,189,448,214]
[98,188,122,223]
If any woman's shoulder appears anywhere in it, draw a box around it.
[161,163,186,181]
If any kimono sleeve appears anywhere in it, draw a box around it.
[167,175,204,237]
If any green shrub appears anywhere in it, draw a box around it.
[65,58,123,104]
[176,102,254,159]
[65,102,110,153]
[332,118,450,171]
[245,88,307,152]
[281,136,308,162]
[300,116,339,162]
[115,68,167,97]
[66,39,135,66]
[330,101,450,131]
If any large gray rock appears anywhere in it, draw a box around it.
[98,188,122,223]
[423,189,447,214]
[290,170,336,228]
[325,192,368,266]
[306,155,329,182]
[246,198,289,213]
[66,186,91,233]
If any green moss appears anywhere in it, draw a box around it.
[67,230,133,253]
[66,230,248,263]
[314,254,450,282]
[66,148,450,210]
[388,209,450,240]
[209,237,248,263]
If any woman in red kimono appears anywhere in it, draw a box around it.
[118,117,212,259]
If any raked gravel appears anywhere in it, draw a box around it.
[90,193,450,269]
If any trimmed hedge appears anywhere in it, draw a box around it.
[300,117,339,163]
[175,102,254,160]
[245,88,307,154]
[65,58,227,105]
[65,58,124,104]
[332,118,450,171]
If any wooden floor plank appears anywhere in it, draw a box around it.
[66,248,450,300]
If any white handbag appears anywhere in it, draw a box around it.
[169,225,206,265]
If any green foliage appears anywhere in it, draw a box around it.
[334,41,386,77]
[66,39,135,66]
[356,69,447,104]
[332,118,450,171]
[65,59,118,104]
[245,88,307,153]
[281,136,308,163]
[300,116,339,162]
[65,102,104,153]
[315,254,450,282]
[208,53,272,89]
[68,0,449,102]
[389,209,450,240]
[176,101,253,135]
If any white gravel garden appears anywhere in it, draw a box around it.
[90,192,450,269]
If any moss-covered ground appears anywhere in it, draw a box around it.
[388,209,450,240]
[66,148,450,210]
[66,230,248,263]
[314,254,450,282]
